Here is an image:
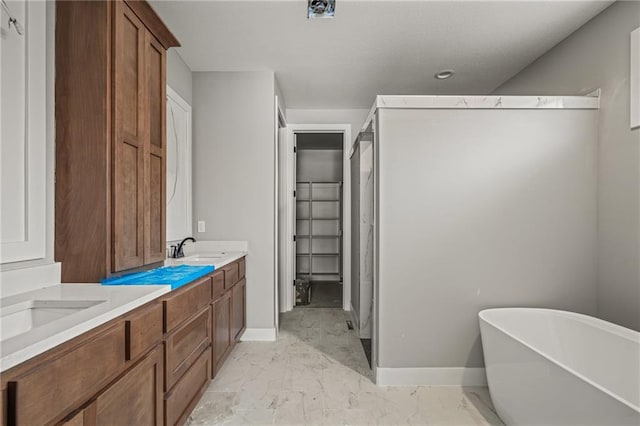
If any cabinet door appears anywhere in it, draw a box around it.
[165,306,211,392]
[112,1,145,272]
[144,33,166,265]
[212,292,231,367]
[232,278,246,341]
[92,346,163,426]
[8,323,126,426]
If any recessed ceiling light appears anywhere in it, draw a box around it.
[308,0,335,19]
[434,69,455,80]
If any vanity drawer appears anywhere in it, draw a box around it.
[8,323,126,425]
[163,276,211,333]
[165,306,211,391]
[164,348,210,426]
[125,302,163,361]
[222,263,239,289]
[211,270,225,300]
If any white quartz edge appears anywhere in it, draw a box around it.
[361,94,601,132]
[0,284,170,372]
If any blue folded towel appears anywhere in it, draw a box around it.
[101,265,215,290]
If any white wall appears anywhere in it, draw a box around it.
[495,1,640,331]
[166,49,192,106]
[192,71,277,331]
[376,108,598,369]
[286,109,369,148]
[296,150,343,182]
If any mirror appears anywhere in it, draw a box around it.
[166,85,192,242]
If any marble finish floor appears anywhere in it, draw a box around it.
[187,308,503,425]
[305,282,343,308]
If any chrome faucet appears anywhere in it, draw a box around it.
[170,237,196,258]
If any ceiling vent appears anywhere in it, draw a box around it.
[308,0,335,19]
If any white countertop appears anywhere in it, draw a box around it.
[164,251,247,269]
[0,241,248,372]
[0,284,170,372]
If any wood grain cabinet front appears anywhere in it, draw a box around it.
[232,278,246,341]
[165,307,211,392]
[211,271,225,300]
[212,291,232,373]
[164,349,210,426]
[59,408,87,426]
[6,323,126,425]
[91,346,164,426]
[222,263,239,290]
[112,0,147,272]
[238,257,245,280]
[163,276,211,333]
[55,0,179,281]
[126,302,163,361]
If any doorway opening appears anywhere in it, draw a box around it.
[277,124,372,379]
[279,123,352,314]
[295,133,344,308]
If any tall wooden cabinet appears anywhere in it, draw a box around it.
[56,0,178,281]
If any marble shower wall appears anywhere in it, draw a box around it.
[357,138,374,338]
[351,134,373,339]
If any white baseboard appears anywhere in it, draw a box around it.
[240,327,277,342]
[376,367,487,386]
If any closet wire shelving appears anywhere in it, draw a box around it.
[296,181,342,283]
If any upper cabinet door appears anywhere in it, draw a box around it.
[113,1,146,272]
[0,0,47,264]
[144,34,166,264]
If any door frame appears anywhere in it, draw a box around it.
[281,124,352,312]
[165,85,193,243]
[274,96,287,333]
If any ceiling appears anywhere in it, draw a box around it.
[151,0,613,109]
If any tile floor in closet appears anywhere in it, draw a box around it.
[187,308,503,425]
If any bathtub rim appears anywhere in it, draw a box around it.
[479,307,640,413]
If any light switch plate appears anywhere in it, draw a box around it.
[197,221,206,233]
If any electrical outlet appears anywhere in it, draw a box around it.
[197,221,206,233]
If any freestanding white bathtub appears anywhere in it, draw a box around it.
[479,308,640,425]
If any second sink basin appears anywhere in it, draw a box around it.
[1,299,106,341]
[173,253,230,266]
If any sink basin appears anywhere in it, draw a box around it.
[178,256,222,262]
[173,254,228,265]
[1,300,106,341]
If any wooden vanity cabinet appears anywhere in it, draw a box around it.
[55,0,179,282]
[0,257,247,426]
[212,291,232,371]
[164,306,211,392]
[211,258,247,377]
[0,300,164,426]
[159,276,212,425]
[91,345,164,426]
[232,278,246,341]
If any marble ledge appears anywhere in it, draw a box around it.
[361,93,601,132]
